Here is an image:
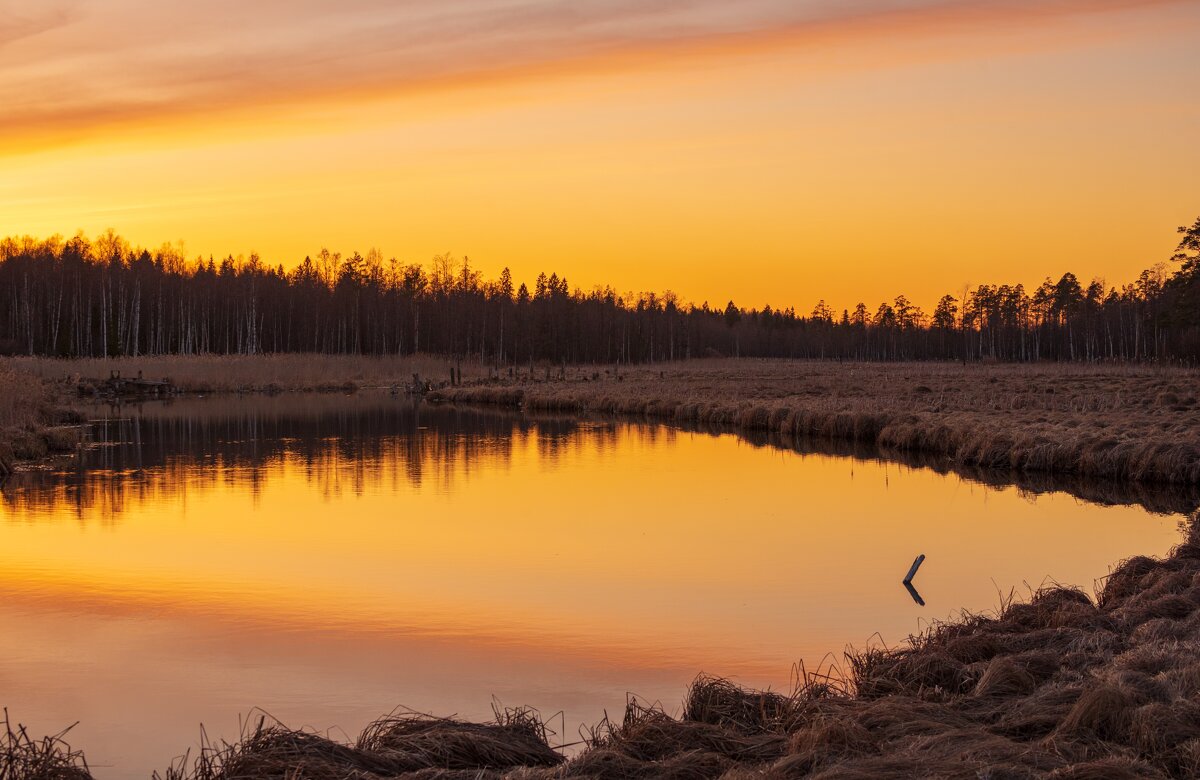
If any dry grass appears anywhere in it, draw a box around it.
[16,514,1200,778]
[8,354,488,394]
[0,365,80,475]
[0,366,52,431]
[147,708,561,780]
[13,355,1200,483]
[428,358,1200,485]
[0,711,90,780]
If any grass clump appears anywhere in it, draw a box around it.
[0,711,90,780]
[153,708,561,780]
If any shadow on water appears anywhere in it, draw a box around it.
[3,391,1197,519]
[725,423,1200,517]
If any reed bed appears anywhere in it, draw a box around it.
[0,711,90,780]
[0,365,80,475]
[0,367,45,429]
[428,359,1200,485]
[8,354,486,394]
[150,708,561,780]
[12,516,1200,778]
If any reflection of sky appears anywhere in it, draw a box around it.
[0,399,1182,777]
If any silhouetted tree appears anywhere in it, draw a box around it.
[2,219,1199,363]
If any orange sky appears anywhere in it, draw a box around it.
[1,0,1198,311]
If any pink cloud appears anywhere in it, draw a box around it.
[0,0,1190,143]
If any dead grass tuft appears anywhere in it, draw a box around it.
[975,657,1040,698]
[1054,684,1137,742]
[0,711,91,780]
[1044,757,1168,779]
[682,675,794,733]
[153,709,561,780]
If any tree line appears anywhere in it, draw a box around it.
[2,219,1198,364]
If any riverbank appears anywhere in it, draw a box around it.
[2,354,480,472]
[9,514,1200,778]
[0,366,82,477]
[428,359,1200,486]
[15,355,1200,465]
[8,355,1199,488]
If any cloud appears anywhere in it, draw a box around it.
[0,0,1189,146]
[0,1,75,47]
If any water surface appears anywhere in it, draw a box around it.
[0,394,1186,776]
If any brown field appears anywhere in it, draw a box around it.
[428,359,1200,485]
[7,353,487,394]
[10,516,1200,778]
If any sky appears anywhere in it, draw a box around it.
[1,0,1198,312]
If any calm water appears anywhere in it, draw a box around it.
[0,394,1187,776]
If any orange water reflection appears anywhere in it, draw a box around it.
[0,396,1186,776]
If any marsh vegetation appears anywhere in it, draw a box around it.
[0,367,80,477]
[431,359,1200,485]
[10,353,486,395]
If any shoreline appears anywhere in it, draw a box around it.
[17,378,1198,515]
[425,360,1200,487]
[0,366,83,478]
[5,355,1199,508]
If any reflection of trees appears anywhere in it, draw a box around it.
[2,394,1190,523]
[1,396,604,521]
[726,426,1200,516]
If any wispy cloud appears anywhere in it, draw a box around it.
[0,2,74,48]
[0,0,1189,144]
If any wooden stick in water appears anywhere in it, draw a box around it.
[904,554,926,585]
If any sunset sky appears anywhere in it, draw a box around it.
[2,0,1198,311]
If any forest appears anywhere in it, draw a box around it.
[1,219,1198,364]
